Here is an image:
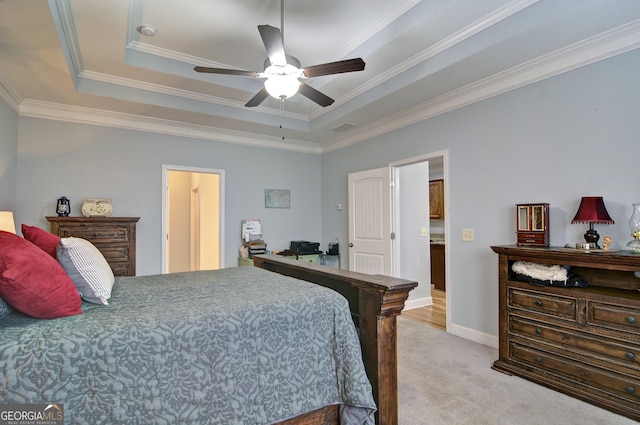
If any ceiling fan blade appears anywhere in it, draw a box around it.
[194,66,259,77]
[298,83,334,107]
[245,88,270,107]
[258,25,287,67]
[302,58,365,78]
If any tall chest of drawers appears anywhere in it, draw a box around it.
[491,245,640,422]
[47,216,139,276]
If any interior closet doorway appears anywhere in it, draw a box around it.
[162,165,225,274]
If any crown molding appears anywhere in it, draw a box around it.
[322,19,640,153]
[309,0,540,121]
[80,70,309,124]
[18,99,321,154]
[0,69,22,113]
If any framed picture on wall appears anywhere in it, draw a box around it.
[265,189,290,208]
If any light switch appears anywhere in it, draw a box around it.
[462,229,475,242]
[420,227,428,237]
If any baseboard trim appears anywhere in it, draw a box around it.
[450,323,498,349]
[404,296,432,310]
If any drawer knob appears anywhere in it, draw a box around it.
[626,386,635,395]
[535,356,542,364]
[626,352,635,361]
[535,329,542,335]
[626,316,637,324]
[535,300,543,307]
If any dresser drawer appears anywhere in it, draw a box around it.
[517,233,548,246]
[588,302,640,333]
[510,343,640,404]
[109,262,130,276]
[95,245,129,262]
[57,225,129,243]
[509,315,640,370]
[509,288,576,320]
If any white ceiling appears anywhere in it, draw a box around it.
[1,0,639,153]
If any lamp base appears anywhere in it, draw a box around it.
[584,228,600,249]
[628,239,640,254]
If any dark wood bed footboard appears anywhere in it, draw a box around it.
[253,255,418,425]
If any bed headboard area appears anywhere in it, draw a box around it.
[253,254,418,425]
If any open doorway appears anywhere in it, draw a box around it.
[348,152,449,331]
[391,152,448,332]
[162,165,225,273]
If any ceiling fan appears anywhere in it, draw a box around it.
[194,1,365,108]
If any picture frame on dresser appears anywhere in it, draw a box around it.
[47,216,139,276]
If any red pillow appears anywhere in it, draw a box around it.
[0,231,82,319]
[22,224,61,258]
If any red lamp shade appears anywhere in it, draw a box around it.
[571,196,614,224]
[571,196,614,248]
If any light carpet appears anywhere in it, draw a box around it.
[397,316,636,424]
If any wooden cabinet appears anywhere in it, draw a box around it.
[430,244,445,291]
[429,180,444,219]
[491,245,640,421]
[516,203,549,246]
[47,216,139,276]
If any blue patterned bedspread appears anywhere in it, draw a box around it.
[0,266,375,424]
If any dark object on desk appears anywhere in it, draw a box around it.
[328,242,339,255]
[290,240,320,255]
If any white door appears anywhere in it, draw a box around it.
[348,167,391,275]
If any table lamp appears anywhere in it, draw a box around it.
[0,211,16,234]
[571,196,614,249]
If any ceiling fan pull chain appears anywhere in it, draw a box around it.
[280,98,285,141]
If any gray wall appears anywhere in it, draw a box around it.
[321,50,640,343]
[3,49,639,344]
[14,119,322,275]
[0,97,18,211]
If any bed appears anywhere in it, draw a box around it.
[0,229,417,425]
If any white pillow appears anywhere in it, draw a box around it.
[57,237,115,305]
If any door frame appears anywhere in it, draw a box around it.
[390,150,449,331]
[161,164,226,273]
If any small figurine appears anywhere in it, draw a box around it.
[602,234,612,250]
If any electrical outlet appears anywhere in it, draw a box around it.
[462,229,475,242]
[420,227,428,237]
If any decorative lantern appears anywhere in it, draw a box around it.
[56,196,70,217]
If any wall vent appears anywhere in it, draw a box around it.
[331,123,356,132]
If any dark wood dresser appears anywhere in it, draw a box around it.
[491,245,640,421]
[47,216,139,276]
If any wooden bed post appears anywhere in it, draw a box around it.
[253,255,417,425]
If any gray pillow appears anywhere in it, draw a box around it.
[57,237,115,305]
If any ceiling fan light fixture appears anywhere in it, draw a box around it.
[264,75,300,99]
